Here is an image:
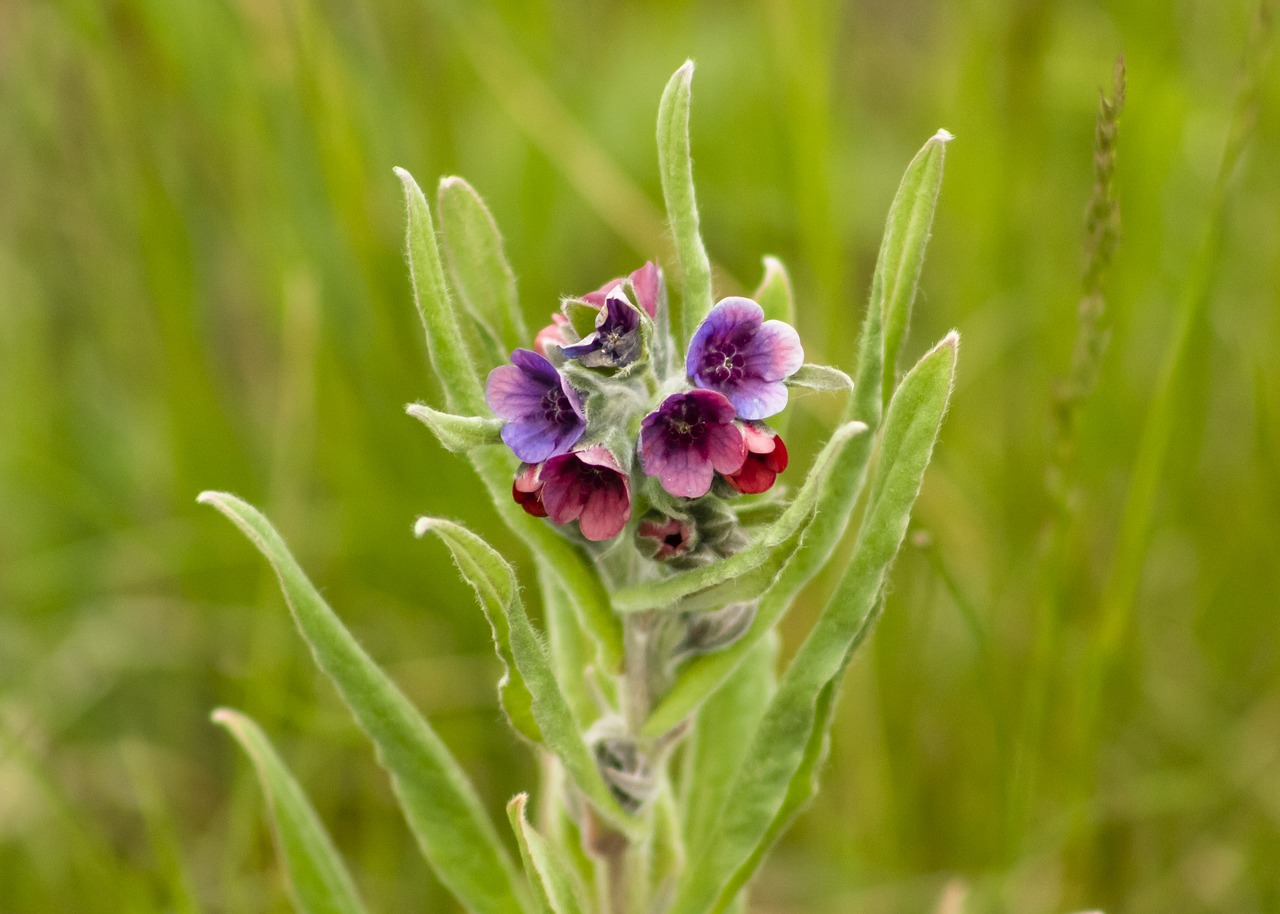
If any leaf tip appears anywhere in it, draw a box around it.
[932,128,955,144]
[210,707,234,726]
[413,516,438,539]
[196,490,222,506]
[507,792,530,816]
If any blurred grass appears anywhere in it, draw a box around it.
[1,1,1278,912]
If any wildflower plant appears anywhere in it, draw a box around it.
[201,62,956,914]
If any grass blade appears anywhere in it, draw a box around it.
[198,492,530,914]
[211,708,369,914]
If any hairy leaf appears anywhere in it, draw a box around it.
[507,794,589,914]
[668,332,957,914]
[406,403,503,453]
[657,61,713,348]
[415,517,635,834]
[212,709,368,914]
[438,176,526,359]
[198,492,530,914]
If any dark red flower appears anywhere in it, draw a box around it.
[724,422,788,494]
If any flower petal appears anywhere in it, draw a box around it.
[577,476,630,541]
[744,319,805,381]
[726,377,790,421]
[629,262,661,319]
[485,364,545,419]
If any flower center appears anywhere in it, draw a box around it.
[665,402,705,442]
[541,387,574,425]
[702,344,747,385]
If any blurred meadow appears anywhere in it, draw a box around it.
[2,0,1278,911]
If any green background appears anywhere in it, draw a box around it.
[2,0,1277,911]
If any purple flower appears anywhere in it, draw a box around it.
[540,447,632,541]
[686,297,804,420]
[639,390,747,498]
[560,289,641,368]
[486,349,586,463]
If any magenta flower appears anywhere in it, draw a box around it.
[540,446,632,541]
[486,349,586,463]
[724,422,789,495]
[560,289,641,368]
[639,390,747,498]
[686,297,804,420]
[583,261,662,320]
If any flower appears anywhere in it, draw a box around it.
[559,289,641,368]
[486,349,586,463]
[686,297,804,420]
[724,422,789,494]
[511,463,547,517]
[639,390,746,498]
[636,515,695,560]
[533,313,571,358]
[540,446,632,541]
[583,261,661,320]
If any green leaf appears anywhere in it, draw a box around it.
[657,61,713,349]
[438,176,527,359]
[612,420,867,614]
[406,403,503,453]
[395,167,486,416]
[753,256,795,327]
[468,447,625,672]
[786,363,854,392]
[413,517,541,744]
[198,492,530,914]
[849,129,951,425]
[679,633,777,854]
[212,708,369,914]
[507,794,590,914]
[668,333,957,914]
[415,517,636,834]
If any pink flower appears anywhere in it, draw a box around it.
[511,463,547,517]
[540,446,632,541]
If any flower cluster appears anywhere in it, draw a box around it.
[485,263,802,545]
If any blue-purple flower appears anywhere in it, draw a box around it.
[560,289,642,368]
[686,297,804,420]
[486,349,586,463]
[639,390,747,498]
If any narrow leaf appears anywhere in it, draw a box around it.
[465,445,625,673]
[787,363,854,392]
[395,167,486,416]
[669,333,957,914]
[612,420,866,614]
[212,708,369,914]
[753,256,795,327]
[679,633,777,853]
[848,129,951,425]
[413,517,541,744]
[507,794,589,914]
[417,517,636,834]
[198,492,530,914]
[406,403,503,453]
[438,176,527,357]
[657,61,713,348]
